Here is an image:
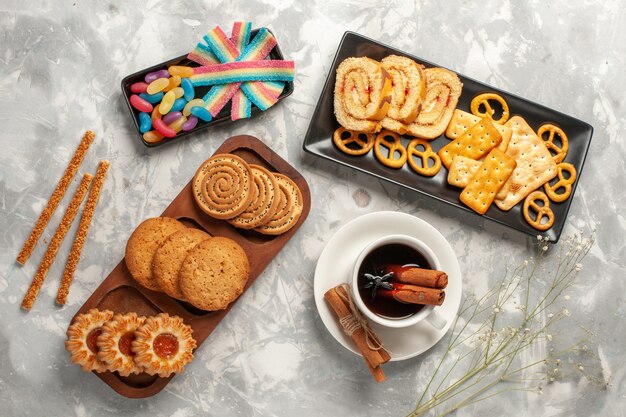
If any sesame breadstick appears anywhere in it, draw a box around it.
[56,161,110,305]
[21,173,93,311]
[16,131,95,265]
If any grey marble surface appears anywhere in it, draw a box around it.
[1,1,625,416]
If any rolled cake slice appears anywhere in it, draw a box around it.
[334,57,392,133]
[406,68,462,139]
[380,55,427,134]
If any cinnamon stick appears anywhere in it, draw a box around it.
[324,286,389,381]
[384,265,448,289]
[378,283,445,306]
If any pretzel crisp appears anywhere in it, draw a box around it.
[406,139,441,177]
[537,124,569,163]
[523,191,555,231]
[374,130,407,169]
[470,93,510,124]
[544,162,576,203]
[332,127,375,156]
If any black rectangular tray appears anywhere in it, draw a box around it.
[121,28,294,148]
[302,31,593,243]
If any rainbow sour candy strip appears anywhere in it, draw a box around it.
[187,43,219,66]
[202,83,240,117]
[190,61,294,86]
[237,28,278,61]
[231,21,252,52]
[204,26,240,63]
[231,90,252,120]
[240,81,284,111]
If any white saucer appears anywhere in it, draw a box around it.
[313,211,462,361]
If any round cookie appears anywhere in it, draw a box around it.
[179,237,250,311]
[255,174,303,235]
[192,154,253,220]
[125,217,187,292]
[228,164,281,229]
[152,228,211,300]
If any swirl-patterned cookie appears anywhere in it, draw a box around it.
[96,312,145,376]
[65,308,114,373]
[193,154,254,220]
[254,174,303,235]
[131,313,197,378]
[228,165,281,229]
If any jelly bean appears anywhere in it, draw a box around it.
[159,90,176,114]
[183,99,205,116]
[138,112,152,133]
[170,87,185,99]
[130,82,149,94]
[147,77,169,95]
[153,118,177,138]
[143,130,164,143]
[181,78,195,101]
[181,115,199,131]
[169,115,187,133]
[139,92,164,104]
[129,94,153,112]
[162,111,182,125]
[171,97,187,112]
[190,106,213,122]
[144,69,170,84]
[151,106,162,120]
[168,66,195,78]
[163,76,182,92]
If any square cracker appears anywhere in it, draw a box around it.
[438,117,502,169]
[460,148,517,215]
[447,156,481,188]
[445,109,512,153]
[494,116,558,211]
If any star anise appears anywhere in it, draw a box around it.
[363,272,394,298]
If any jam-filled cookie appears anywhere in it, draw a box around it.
[131,313,196,377]
[96,312,145,376]
[65,308,114,373]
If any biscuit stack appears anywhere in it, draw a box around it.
[125,217,250,311]
[193,153,304,235]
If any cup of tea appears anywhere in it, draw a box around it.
[351,234,448,329]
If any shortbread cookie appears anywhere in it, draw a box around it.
[193,154,253,219]
[65,308,114,373]
[445,109,512,153]
[460,149,517,214]
[131,313,196,378]
[334,57,392,133]
[405,68,462,139]
[495,116,558,211]
[179,237,250,311]
[152,228,211,300]
[438,118,502,169]
[125,217,187,292]
[447,156,481,188]
[255,174,303,235]
[96,312,145,376]
[228,165,281,229]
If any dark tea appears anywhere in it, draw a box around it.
[357,243,433,319]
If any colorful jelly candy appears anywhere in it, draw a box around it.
[129,94,153,112]
[190,106,213,122]
[144,69,170,84]
[130,82,149,94]
[181,115,199,131]
[170,87,185,99]
[162,111,182,125]
[171,97,187,112]
[139,92,164,104]
[183,99,205,116]
[168,66,195,78]
[138,112,152,133]
[151,106,162,120]
[147,77,170,94]
[159,90,176,114]
[181,78,195,101]
[163,76,182,92]
[143,130,164,143]
[153,118,177,138]
[169,115,187,133]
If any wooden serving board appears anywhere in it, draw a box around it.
[70,135,311,398]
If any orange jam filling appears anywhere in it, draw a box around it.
[153,333,179,359]
[86,328,102,354]
[118,332,135,356]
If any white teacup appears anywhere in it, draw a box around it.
[351,234,447,329]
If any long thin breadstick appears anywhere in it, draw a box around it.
[21,173,93,311]
[16,131,95,265]
[56,161,110,305]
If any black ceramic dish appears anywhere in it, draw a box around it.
[302,31,593,243]
[121,28,294,148]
